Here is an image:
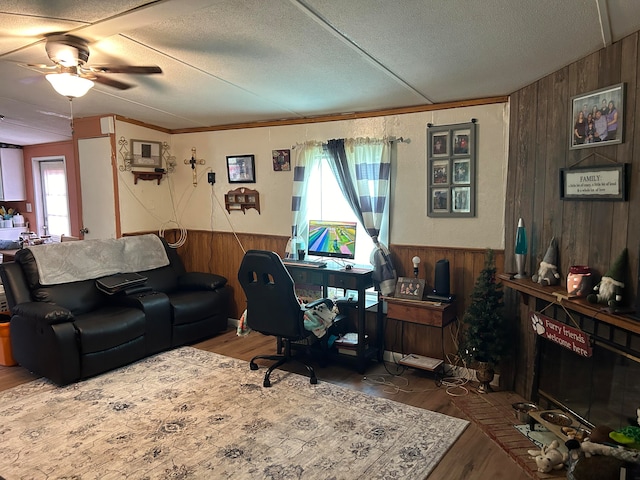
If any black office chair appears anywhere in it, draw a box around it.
[237,249,342,387]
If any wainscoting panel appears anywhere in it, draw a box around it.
[165,230,504,372]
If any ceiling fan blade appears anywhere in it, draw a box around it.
[88,74,133,90]
[20,63,58,71]
[88,65,162,75]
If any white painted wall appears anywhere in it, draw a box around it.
[114,102,509,249]
[114,121,173,234]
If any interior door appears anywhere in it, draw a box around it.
[77,137,116,239]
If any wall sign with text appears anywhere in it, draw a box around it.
[530,311,592,357]
[560,163,629,201]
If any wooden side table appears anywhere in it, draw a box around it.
[382,296,457,370]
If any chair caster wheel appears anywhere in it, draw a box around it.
[310,377,318,385]
[250,362,258,370]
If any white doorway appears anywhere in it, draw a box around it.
[77,137,117,239]
[32,156,71,237]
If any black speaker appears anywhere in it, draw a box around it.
[434,259,450,296]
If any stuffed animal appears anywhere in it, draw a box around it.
[528,439,567,473]
[532,237,561,286]
[565,439,625,480]
[608,410,640,449]
[588,248,628,308]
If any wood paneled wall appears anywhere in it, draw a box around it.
[167,229,503,364]
[505,32,640,398]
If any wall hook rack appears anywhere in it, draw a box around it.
[225,187,260,214]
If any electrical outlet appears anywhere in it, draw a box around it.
[26,203,32,212]
[207,172,215,185]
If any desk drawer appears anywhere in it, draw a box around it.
[386,300,455,327]
[328,273,358,290]
[289,269,324,285]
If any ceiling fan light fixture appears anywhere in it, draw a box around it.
[45,73,94,98]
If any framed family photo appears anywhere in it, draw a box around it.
[226,155,256,183]
[394,276,426,300]
[570,83,624,150]
[431,132,449,156]
[427,121,477,217]
[432,160,448,184]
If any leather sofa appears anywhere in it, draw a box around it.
[0,235,229,385]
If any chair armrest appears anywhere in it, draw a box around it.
[12,302,74,325]
[305,298,334,310]
[178,272,227,291]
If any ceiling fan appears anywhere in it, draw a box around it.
[27,34,162,97]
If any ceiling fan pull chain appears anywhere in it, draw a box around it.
[68,97,74,134]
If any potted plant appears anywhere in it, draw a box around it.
[459,249,509,393]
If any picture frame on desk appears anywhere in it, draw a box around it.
[394,276,425,300]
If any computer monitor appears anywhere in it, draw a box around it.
[307,220,357,260]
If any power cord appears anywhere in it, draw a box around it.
[362,374,438,394]
[210,186,246,254]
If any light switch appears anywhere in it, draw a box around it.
[26,203,32,212]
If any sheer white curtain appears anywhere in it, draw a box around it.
[288,141,323,255]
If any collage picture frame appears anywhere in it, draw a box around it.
[427,122,477,217]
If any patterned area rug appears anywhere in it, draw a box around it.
[0,347,468,479]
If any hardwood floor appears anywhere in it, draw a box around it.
[0,329,531,480]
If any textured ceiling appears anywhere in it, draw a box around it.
[1,0,639,145]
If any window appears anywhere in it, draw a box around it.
[32,157,70,237]
[305,155,384,266]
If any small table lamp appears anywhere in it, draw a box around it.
[412,256,421,278]
[514,218,528,278]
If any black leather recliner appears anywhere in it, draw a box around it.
[0,237,229,385]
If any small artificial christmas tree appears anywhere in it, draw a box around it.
[459,249,509,368]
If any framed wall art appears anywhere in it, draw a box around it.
[570,83,624,150]
[226,155,256,183]
[427,121,477,217]
[272,149,291,171]
[130,139,162,168]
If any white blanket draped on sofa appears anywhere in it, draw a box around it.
[27,234,170,285]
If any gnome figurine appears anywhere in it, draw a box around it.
[588,248,628,308]
[532,237,561,286]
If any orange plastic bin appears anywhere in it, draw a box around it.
[0,317,16,366]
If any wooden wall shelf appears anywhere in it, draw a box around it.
[498,273,640,335]
[225,187,260,214]
[132,171,163,185]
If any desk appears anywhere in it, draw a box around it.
[382,296,457,367]
[284,262,380,373]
